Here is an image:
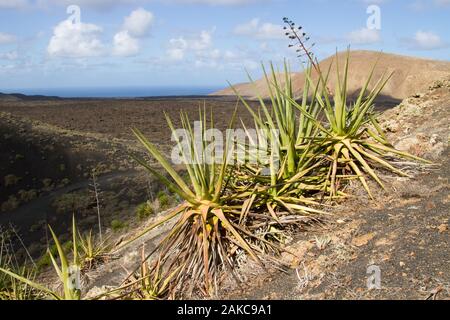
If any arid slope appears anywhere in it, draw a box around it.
[212,51,450,101]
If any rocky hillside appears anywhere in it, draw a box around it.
[223,77,450,300]
[212,51,450,102]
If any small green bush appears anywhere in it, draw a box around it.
[4,175,20,187]
[1,196,19,212]
[157,191,170,209]
[111,219,127,232]
[18,189,37,202]
[41,178,54,191]
[136,202,154,220]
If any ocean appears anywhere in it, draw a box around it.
[1,86,224,98]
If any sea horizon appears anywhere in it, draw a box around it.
[0,85,225,98]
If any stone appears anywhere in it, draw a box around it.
[437,224,448,233]
[394,136,420,152]
[352,232,376,247]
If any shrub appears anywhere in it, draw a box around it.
[42,178,53,189]
[156,191,170,209]
[111,219,127,232]
[1,218,81,300]
[0,232,37,300]
[77,230,110,270]
[4,175,20,187]
[231,61,329,214]
[125,109,294,298]
[136,202,154,220]
[18,189,37,202]
[1,196,19,212]
[284,51,429,198]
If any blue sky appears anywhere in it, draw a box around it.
[0,0,449,90]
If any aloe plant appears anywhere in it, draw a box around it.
[230,62,329,216]
[127,108,272,297]
[0,217,81,300]
[0,232,38,300]
[278,50,430,198]
[77,230,110,270]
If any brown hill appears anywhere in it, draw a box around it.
[211,50,450,101]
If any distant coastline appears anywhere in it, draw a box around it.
[0,86,225,99]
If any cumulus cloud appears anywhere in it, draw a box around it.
[189,30,213,50]
[47,20,105,58]
[162,28,258,71]
[167,38,187,60]
[360,0,386,3]
[0,51,19,60]
[36,0,266,10]
[122,8,154,37]
[113,8,154,57]
[234,18,283,40]
[166,0,265,4]
[408,30,446,50]
[166,30,213,61]
[194,48,258,70]
[113,30,140,56]
[0,0,28,9]
[37,0,139,10]
[0,32,17,45]
[346,28,381,44]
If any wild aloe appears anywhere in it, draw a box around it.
[77,230,111,271]
[230,62,329,217]
[0,217,81,300]
[127,108,288,297]
[0,231,38,300]
[278,50,430,198]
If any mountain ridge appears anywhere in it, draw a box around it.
[211,50,450,101]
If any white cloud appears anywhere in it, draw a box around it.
[113,30,140,56]
[161,28,258,70]
[0,51,19,60]
[113,8,154,57]
[36,0,265,10]
[234,18,283,40]
[409,30,446,50]
[37,0,138,10]
[167,0,264,4]
[347,28,381,44]
[410,0,426,11]
[361,0,386,3]
[47,20,105,58]
[166,29,214,61]
[167,38,187,60]
[122,8,154,37]
[190,30,213,50]
[194,48,258,70]
[0,32,17,45]
[0,0,28,9]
